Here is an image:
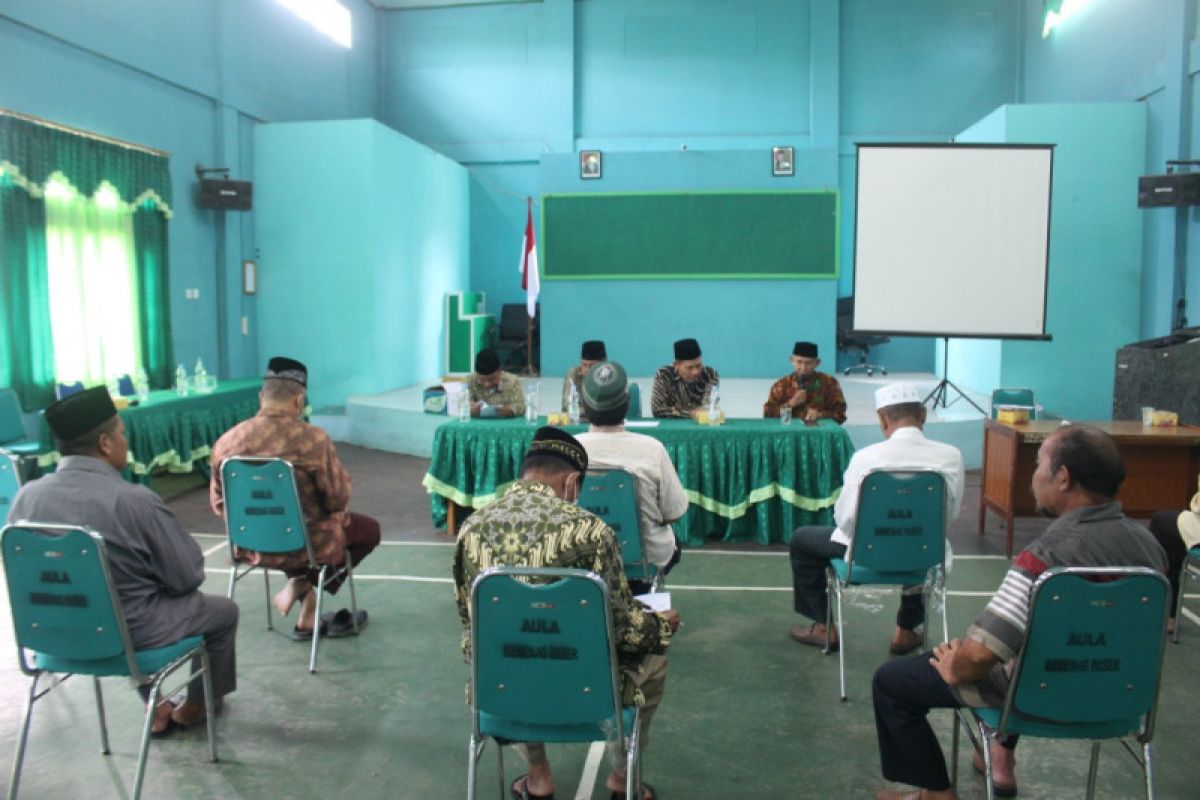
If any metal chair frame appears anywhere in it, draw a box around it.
[951,566,1169,800]
[825,468,949,700]
[1171,546,1200,643]
[220,456,360,673]
[582,468,662,592]
[2,522,217,800]
[467,566,641,800]
[0,448,21,521]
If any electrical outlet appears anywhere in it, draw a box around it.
[241,315,249,336]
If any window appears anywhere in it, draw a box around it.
[277,0,352,48]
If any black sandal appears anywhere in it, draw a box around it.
[511,773,555,800]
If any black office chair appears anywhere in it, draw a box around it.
[490,303,540,371]
[836,297,889,376]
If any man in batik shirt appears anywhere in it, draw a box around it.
[467,348,525,418]
[650,337,719,419]
[211,356,380,638]
[454,426,679,800]
[762,341,847,424]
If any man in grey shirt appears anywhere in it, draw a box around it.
[8,387,238,734]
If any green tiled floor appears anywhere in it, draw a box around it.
[2,541,1198,798]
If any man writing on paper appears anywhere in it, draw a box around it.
[454,426,679,800]
[788,383,964,656]
[762,341,847,424]
[467,348,526,418]
[872,425,1166,800]
[577,360,688,593]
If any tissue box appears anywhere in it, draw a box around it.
[1151,410,1179,427]
[996,406,1030,425]
[423,386,447,415]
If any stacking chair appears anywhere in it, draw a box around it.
[990,387,1036,420]
[116,374,136,396]
[1172,546,1200,643]
[1,523,218,800]
[0,388,45,463]
[0,448,21,520]
[467,566,643,800]
[581,468,660,591]
[626,383,643,420]
[55,381,84,400]
[220,455,360,673]
[952,567,1169,800]
[825,469,948,700]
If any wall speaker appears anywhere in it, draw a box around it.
[198,179,253,211]
[1137,172,1200,208]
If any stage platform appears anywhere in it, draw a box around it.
[329,372,990,469]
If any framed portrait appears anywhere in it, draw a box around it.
[772,146,794,177]
[242,259,257,295]
[580,149,602,180]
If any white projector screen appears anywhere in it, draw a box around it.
[852,143,1053,339]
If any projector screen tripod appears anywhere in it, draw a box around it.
[924,337,986,415]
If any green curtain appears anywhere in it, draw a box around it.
[0,181,55,410]
[133,206,174,388]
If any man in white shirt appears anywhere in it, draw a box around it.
[788,383,964,655]
[577,360,688,593]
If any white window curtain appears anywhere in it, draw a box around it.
[43,175,142,387]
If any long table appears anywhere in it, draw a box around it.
[980,419,1200,556]
[422,417,857,546]
[38,378,261,481]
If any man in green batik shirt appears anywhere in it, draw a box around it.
[466,348,525,417]
[453,426,679,800]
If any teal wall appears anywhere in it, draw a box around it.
[381,0,1025,377]
[0,0,379,384]
[255,120,469,411]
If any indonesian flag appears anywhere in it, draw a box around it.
[520,197,539,317]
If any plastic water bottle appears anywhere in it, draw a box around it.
[174,364,189,396]
[525,383,539,424]
[458,392,471,423]
[135,368,150,401]
[567,382,581,425]
[193,357,209,393]
[708,382,721,418]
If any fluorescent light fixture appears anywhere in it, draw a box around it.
[277,0,352,48]
[1043,0,1091,38]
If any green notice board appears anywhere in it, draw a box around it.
[542,190,838,280]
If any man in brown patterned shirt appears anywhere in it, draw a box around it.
[454,426,678,800]
[762,341,847,424]
[210,357,381,637]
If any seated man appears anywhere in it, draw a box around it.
[762,341,847,424]
[872,425,1167,800]
[789,383,964,655]
[561,339,606,420]
[577,361,688,593]
[467,348,525,418]
[1148,474,1199,635]
[210,357,380,638]
[8,387,238,734]
[453,426,679,800]
[650,337,719,419]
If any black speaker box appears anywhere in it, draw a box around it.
[1137,172,1200,207]
[198,179,253,211]
[1113,330,1200,425]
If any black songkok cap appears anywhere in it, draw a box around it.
[44,386,118,440]
[265,356,308,387]
[793,341,819,358]
[475,348,501,375]
[526,425,588,474]
[581,340,607,360]
[674,338,701,360]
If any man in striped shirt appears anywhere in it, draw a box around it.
[650,337,719,419]
[872,425,1166,800]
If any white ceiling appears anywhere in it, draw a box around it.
[367,0,537,9]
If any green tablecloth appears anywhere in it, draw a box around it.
[422,417,857,546]
[38,379,261,481]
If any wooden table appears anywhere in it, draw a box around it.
[980,420,1200,556]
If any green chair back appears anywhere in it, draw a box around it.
[581,469,653,583]
[2,524,132,667]
[846,469,946,578]
[471,567,623,731]
[1004,567,1168,732]
[0,449,20,519]
[627,384,643,420]
[220,456,312,558]
[991,387,1036,419]
[0,388,28,444]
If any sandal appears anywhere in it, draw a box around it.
[290,621,328,641]
[973,749,1017,797]
[610,783,656,800]
[511,773,555,800]
[325,608,369,638]
[149,701,178,738]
